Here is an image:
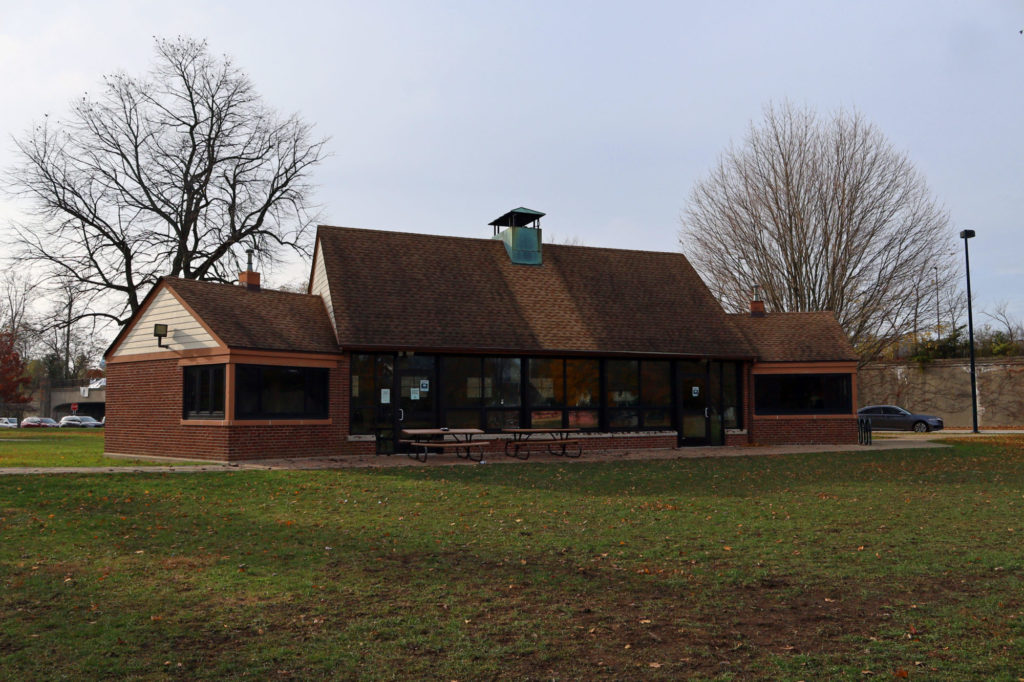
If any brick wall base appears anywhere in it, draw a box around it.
[750,416,858,445]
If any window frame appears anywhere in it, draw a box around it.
[605,359,672,431]
[234,364,329,421]
[753,373,852,416]
[182,364,226,419]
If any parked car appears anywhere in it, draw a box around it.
[0,417,18,429]
[857,405,944,432]
[59,415,104,428]
[20,417,59,428]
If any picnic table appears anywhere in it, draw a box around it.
[502,428,582,459]
[400,428,487,462]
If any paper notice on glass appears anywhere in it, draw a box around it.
[410,388,420,401]
[381,388,391,404]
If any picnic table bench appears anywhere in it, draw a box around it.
[502,428,582,459]
[400,428,487,462]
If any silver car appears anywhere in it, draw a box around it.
[857,405,944,432]
[59,415,104,428]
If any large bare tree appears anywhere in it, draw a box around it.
[681,101,960,360]
[6,37,327,326]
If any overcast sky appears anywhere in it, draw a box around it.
[2,1,1022,326]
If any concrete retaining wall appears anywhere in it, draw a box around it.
[858,357,1024,428]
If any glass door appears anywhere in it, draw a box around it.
[678,372,709,446]
[396,355,437,434]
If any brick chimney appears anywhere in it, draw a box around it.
[239,249,260,291]
[750,284,765,317]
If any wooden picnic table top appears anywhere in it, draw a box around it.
[401,428,484,436]
[501,428,580,434]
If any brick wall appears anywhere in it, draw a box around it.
[106,356,355,462]
[742,362,859,445]
[750,416,858,445]
[106,359,229,460]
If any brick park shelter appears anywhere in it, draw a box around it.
[104,209,859,462]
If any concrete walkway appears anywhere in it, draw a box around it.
[0,435,955,475]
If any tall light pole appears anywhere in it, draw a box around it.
[933,265,940,339]
[960,229,979,433]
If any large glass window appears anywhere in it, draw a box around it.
[183,365,225,419]
[566,359,598,407]
[350,354,375,434]
[606,359,639,428]
[441,356,521,430]
[565,359,599,429]
[349,353,748,437]
[528,359,564,407]
[443,357,481,408]
[236,365,329,420]
[754,373,852,415]
[527,358,601,430]
[606,359,672,430]
[721,362,742,429]
[485,357,521,407]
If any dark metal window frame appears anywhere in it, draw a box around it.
[442,356,523,431]
[349,353,748,435]
[235,364,329,420]
[753,373,852,416]
[182,364,226,419]
[525,357,602,431]
[603,359,674,431]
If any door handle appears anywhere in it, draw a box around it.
[704,407,710,419]
[398,408,405,422]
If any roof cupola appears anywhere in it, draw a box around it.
[490,207,545,265]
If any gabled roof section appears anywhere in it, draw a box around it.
[315,225,755,357]
[106,276,339,359]
[162,277,339,354]
[730,311,858,363]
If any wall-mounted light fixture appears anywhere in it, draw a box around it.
[153,324,169,348]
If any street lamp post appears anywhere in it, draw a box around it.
[933,266,940,339]
[960,229,979,434]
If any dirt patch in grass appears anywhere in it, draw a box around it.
[290,549,992,678]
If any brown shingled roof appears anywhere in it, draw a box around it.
[316,226,756,357]
[730,311,858,362]
[164,277,339,353]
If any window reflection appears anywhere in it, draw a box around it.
[566,359,598,407]
[606,360,639,407]
[528,359,564,407]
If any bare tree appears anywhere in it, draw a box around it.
[0,271,40,358]
[982,302,1022,345]
[5,37,327,327]
[681,101,959,361]
[34,277,107,382]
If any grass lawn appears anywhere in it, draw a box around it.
[1,437,1023,679]
[0,430,195,467]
